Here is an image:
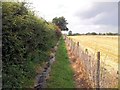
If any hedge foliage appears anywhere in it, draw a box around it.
[2,2,61,88]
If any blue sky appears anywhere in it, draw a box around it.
[4,0,119,34]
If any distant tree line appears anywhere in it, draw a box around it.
[68,31,119,36]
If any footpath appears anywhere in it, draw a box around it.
[35,37,92,88]
[46,37,75,88]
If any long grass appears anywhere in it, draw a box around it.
[47,37,75,88]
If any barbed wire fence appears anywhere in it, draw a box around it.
[64,35,118,88]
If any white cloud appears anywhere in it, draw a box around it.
[25,0,118,34]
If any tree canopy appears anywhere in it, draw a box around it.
[52,16,68,31]
[68,30,72,36]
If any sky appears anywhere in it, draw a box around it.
[12,0,119,34]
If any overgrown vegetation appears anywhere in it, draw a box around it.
[2,2,61,88]
[47,37,75,88]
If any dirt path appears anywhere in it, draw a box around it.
[65,44,92,88]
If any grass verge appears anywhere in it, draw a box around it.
[46,37,75,88]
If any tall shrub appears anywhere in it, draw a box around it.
[2,2,60,88]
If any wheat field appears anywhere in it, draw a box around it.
[68,35,118,75]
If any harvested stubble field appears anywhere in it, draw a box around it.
[68,35,119,88]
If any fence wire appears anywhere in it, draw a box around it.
[64,35,118,88]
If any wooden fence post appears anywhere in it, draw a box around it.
[77,42,79,57]
[96,52,100,89]
[77,42,79,46]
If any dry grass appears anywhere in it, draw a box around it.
[68,35,118,70]
[68,35,118,88]
[66,44,92,88]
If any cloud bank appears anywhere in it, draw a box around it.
[29,0,118,34]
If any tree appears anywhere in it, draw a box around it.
[52,16,68,31]
[86,32,97,35]
[68,30,72,36]
[91,32,97,35]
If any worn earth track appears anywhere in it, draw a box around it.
[65,43,92,88]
